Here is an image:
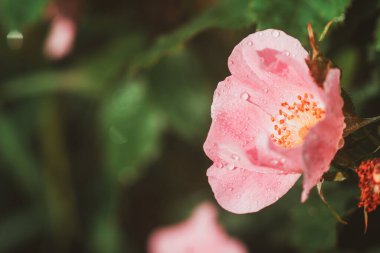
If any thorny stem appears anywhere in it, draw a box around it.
[317,181,348,224]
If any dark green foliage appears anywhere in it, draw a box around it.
[252,0,351,42]
[0,0,48,29]
[0,0,380,252]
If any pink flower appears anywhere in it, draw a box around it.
[44,15,76,59]
[147,202,248,253]
[43,0,82,59]
[204,29,345,214]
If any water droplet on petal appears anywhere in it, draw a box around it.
[226,164,235,171]
[280,158,286,164]
[229,59,235,65]
[270,159,279,165]
[247,40,253,46]
[240,92,249,100]
[272,30,280,38]
[228,187,234,192]
[284,50,290,56]
[215,162,223,168]
[257,32,263,36]
[338,138,345,149]
[264,88,268,93]
[231,154,240,161]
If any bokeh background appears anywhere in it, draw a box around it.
[1,0,380,252]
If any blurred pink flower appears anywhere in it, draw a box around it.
[148,202,248,253]
[204,29,345,214]
[44,15,76,59]
[44,0,82,59]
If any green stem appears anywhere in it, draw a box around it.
[39,97,80,251]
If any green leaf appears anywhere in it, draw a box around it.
[0,113,41,195]
[0,0,49,29]
[148,50,210,141]
[375,16,380,52]
[0,208,44,252]
[291,204,336,252]
[252,0,351,43]
[128,0,256,74]
[89,208,126,253]
[0,35,145,101]
[0,70,97,101]
[290,183,357,252]
[100,79,166,183]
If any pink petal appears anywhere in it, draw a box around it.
[228,29,321,96]
[204,29,345,213]
[301,69,345,201]
[204,76,304,174]
[44,15,76,59]
[148,202,248,253]
[207,165,301,213]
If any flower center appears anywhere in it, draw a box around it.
[270,93,325,148]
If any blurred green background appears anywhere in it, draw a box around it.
[0,0,380,252]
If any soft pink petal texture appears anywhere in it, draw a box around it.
[301,69,345,201]
[148,202,248,253]
[204,76,304,174]
[44,15,76,59]
[204,29,345,213]
[228,29,324,103]
[207,165,301,214]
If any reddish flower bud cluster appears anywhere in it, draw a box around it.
[357,158,380,212]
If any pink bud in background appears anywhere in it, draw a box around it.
[44,15,76,59]
[204,29,345,214]
[148,202,248,253]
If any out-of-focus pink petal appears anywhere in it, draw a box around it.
[207,165,301,214]
[44,15,76,59]
[301,69,345,201]
[148,202,248,253]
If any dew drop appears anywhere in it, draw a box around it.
[247,40,253,46]
[338,138,345,149]
[7,30,23,50]
[284,50,290,56]
[228,187,234,192]
[257,32,263,36]
[215,162,223,168]
[226,164,235,171]
[231,154,240,161]
[229,59,235,65]
[264,88,268,93]
[270,159,279,165]
[272,30,280,38]
[280,158,286,164]
[240,92,249,100]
